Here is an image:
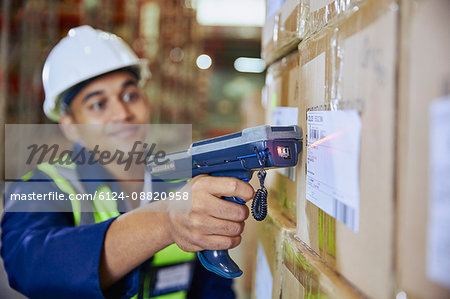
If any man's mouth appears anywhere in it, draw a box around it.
[107,125,140,139]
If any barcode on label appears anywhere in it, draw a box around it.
[309,127,326,143]
[334,199,356,230]
[312,128,318,139]
[310,127,319,141]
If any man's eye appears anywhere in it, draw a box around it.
[90,99,107,111]
[122,92,139,103]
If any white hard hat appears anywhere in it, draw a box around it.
[42,25,150,122]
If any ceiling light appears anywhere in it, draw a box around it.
[196,54,212,69]
[196,0,265,27]
[234,57,265,73]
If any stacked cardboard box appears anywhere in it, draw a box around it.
[258,0,395,297]
[262,0,307,65]
[262,2,398,297]
[296,0,397,297]
[251,203,363,298]
[254,0,450,298]
[251,204,296,299]
[282,231,362,298]
[235,91,265,298]
[263,51,301,222]
[262,0,357,65]
[396,0,450,297]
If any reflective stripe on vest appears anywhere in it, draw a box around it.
[131,291,187,299]
[91,184,120,222]
[36,163,82,226]
[32,163,194,299]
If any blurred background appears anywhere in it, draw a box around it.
[0,0,266,297]
[1,0,449,298]
[0,0,265,136]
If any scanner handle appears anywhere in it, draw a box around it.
[196,176,251,279]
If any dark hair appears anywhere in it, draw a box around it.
[59,66,140,115]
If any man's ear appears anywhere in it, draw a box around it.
[59,114,81,143]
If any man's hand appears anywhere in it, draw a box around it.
[166,175,255,252]
[99,175,254,289]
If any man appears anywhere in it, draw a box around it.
[2,25,254,298]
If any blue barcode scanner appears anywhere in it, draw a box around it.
[148,125,302,279]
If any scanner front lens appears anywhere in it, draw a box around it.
[277,146,291,159]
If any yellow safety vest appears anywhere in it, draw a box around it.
[24,162,195,299]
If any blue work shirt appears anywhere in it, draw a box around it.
[1,145,235,299]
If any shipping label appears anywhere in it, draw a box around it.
[306,110,361,232]
[427,95,450,290]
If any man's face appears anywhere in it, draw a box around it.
[60,71,151,156]
[66,71,149,124]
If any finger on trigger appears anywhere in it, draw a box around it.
[202,176,255,202]
[205,194,250,222]
[200,217,245,237]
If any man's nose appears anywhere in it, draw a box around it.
[110,98,133,123]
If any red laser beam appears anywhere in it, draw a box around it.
[307,130,345,149]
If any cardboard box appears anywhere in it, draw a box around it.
[251,204,296,299]
[263,52,296,124]
[251,206,363,299]
[308,0,356,36]
[262,0,308,65]
[263,51,302,223]
[296,0,397,297]
[241,90,265,129]
[282,231,363,298]
[230,215,259,298]
[396,0,450,297]
[262,0,356,65]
